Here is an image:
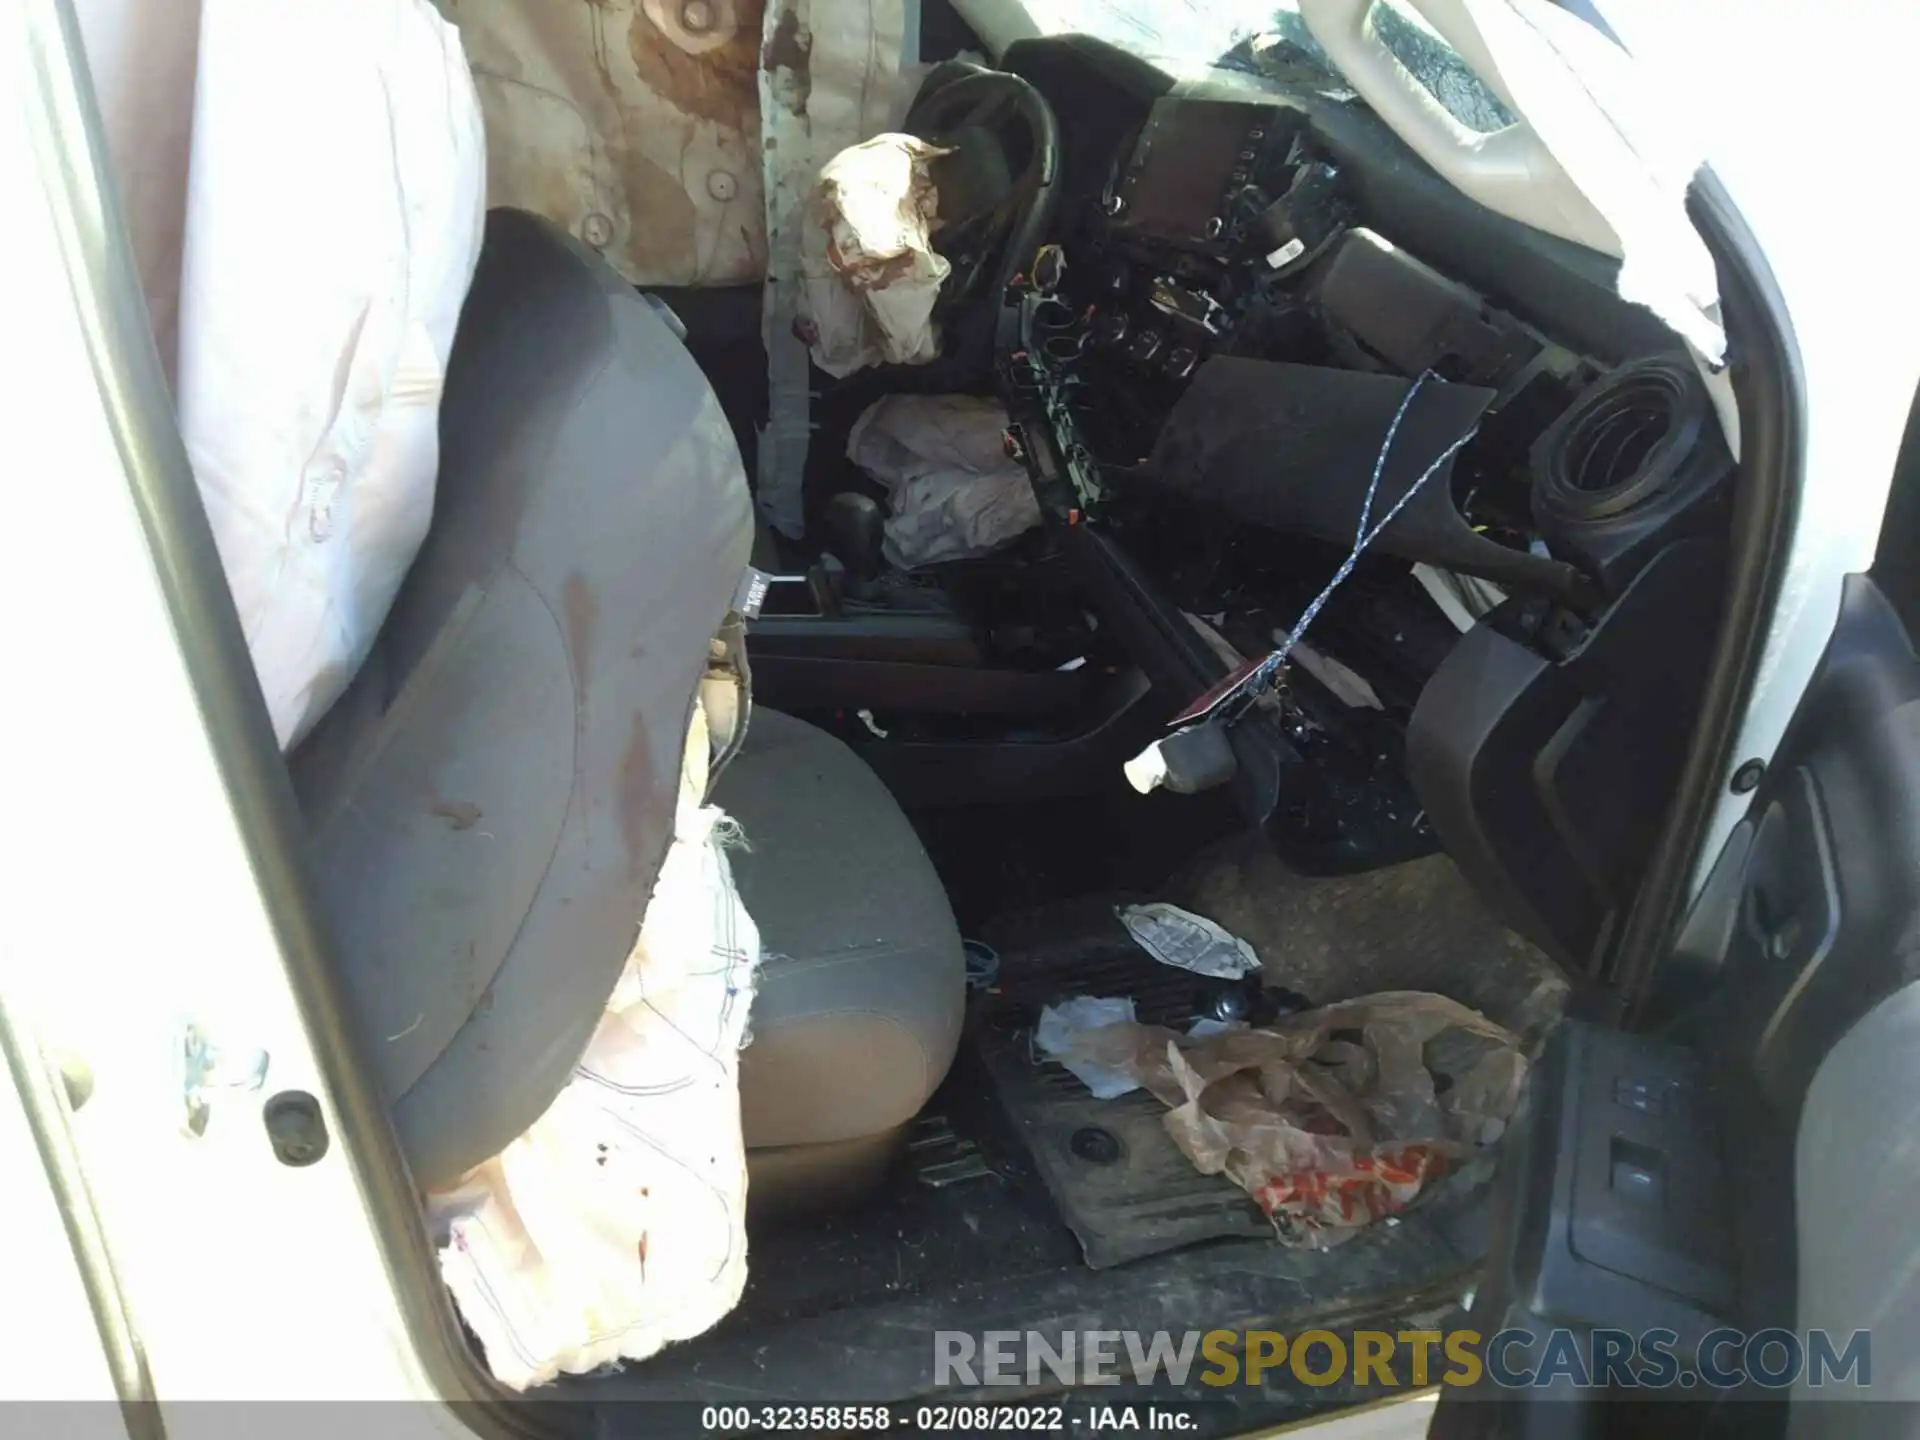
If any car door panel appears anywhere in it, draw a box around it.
[1435,573,1920,1436]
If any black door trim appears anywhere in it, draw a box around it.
[1608,172,1808,1014]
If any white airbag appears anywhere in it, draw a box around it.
[176,0,485,748]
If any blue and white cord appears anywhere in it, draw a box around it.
[1229,369,1481,708]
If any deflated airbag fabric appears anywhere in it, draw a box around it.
[178,0,485,749]
[433,699,761,1389]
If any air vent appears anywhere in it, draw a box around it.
[1531,358,1731,595]
[1569,386,1670,493]
[1559,366,1692,508]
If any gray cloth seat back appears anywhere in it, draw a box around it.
[291,209,753,1190]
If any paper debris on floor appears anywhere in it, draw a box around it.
[1186,1016,1240,1039]
[1034,996,1139,1099]
[1117,902,1264,980]
[848,393,1042,568]
[1061,990,1529,1247]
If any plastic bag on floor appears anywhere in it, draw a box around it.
[1061,991,1529,1247]
[803,134,952,377]
[848,394,1042,568]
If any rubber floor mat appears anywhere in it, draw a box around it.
[974,904,1272,1268]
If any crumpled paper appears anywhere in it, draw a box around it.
[1062,991,1529,1247]
[848,393,1042,568]
[1117,902,1263,980]
[1034,995,1139,1099]
[802,133,952,377]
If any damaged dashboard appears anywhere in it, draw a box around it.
[998,93,1735,962]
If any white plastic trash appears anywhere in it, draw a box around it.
[1116,903,1264,981]
[1034,996,1140,1099]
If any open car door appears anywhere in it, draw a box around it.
[1278,11,1920,1422]
[1431,463,1920,1428]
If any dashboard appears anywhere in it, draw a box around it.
[986,54,1740,954]
[1019,92,1586,593]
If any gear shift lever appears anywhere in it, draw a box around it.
[820,492,887,580]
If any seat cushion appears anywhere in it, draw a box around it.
[715,709,966,1151]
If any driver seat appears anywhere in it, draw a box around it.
[290,209,966,1200]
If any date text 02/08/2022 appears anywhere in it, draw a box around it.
[698,1404,1193,1432]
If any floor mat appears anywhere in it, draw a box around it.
[726,1102,1082,1330]
[1172,839,1569,1043]
[974,900,1274,1268]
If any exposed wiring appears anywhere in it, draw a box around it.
[1018,288,1109,506]
[1219,369,1482,713]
